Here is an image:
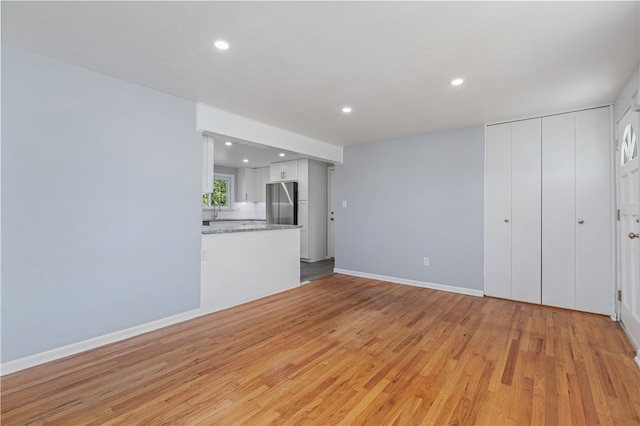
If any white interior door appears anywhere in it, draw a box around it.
[617,107,640,354]
[575,108,613,315]
[511,118,542,304]
[485,124,512,299]
[327,167,335,259]
[542,113,577,310]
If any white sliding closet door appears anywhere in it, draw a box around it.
[511,119,542,304]
[575,108,612,314]
[542,113,577,310]
[485,119,541,303]
[542,107,612,314]
[485,124,512,299]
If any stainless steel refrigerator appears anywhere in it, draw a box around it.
[266,182,298,225]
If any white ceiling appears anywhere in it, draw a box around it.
[210,133,304,169]
[2,1,639,147]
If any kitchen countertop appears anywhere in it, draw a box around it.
[202,221,301,235]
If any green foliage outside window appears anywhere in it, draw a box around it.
[202,178,229,207]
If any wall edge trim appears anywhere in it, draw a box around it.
[1,308,203,376]
[333,268,484,297]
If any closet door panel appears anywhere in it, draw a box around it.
[511,118,542,304]
[542,113,576,310]
[485,124,512,299]
[575,107,613,315]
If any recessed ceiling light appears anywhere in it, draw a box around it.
[342,106,352,113]
[214,40,230,50]
[279,153,286,157]
[243,159,249,163]
[225,141,232,146]
[451,78,464,86]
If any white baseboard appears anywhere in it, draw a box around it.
[2,281,302,376]
[611,310,640,370]
[333,268,484,298]
[1,308,203,376]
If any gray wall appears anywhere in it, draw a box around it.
[1,46,202,362]
[334,126,484,291]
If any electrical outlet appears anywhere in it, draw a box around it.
[201,249,208,261]
[423,257,430,266]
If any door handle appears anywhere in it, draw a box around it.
[629,232,639,240]
[578,220,584,224]
[504,219,509,223]
[330,218,334,221]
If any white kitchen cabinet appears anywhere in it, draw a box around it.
[542,107,612,315]
[298,159,309,200]
[485,118,541,304]
[485,106,612,315]
[270,160,299,182]
[201,135,214,193]
[237,168,258,202]
[297,159,327,262]
[259,167,270,202]
[298,200,309,259]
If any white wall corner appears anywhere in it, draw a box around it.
[333,268,485,298]
[196,103,343,164]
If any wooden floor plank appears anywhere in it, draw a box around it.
[3,274,640,425]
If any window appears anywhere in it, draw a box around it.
[202,174,234,208]
[621,123,637,166]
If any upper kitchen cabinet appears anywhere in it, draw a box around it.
[259,167,270,202]
[270,160,299,182]
[202,135,214,193]
[298,159,309,200]
[237,168,258,202]
[238,166,270,203]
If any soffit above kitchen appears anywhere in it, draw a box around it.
[2,1,638,146]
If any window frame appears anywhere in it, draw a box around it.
[202,173,235,211]
[621,123,637,166]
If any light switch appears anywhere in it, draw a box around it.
[342,200,348,208]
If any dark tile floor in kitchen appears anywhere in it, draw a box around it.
[300,259,335,283]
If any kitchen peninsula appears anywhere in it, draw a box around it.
[200,221,301,314]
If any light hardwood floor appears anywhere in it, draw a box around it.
[2,274,640,425]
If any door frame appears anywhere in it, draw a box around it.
[615,104,638,321]
[614,102,640,366]
[614,105,624,322]
[327,166,335,259]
